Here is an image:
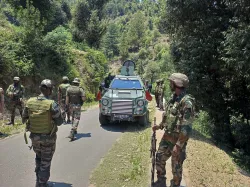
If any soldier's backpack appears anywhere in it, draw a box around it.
[26,97,54,134]
[59,83,70,99]
[68,86,83,105]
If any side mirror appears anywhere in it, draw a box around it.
[96,91,102,101]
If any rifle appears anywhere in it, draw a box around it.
[150,117,157,186]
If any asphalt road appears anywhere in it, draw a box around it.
[0,108,126,187]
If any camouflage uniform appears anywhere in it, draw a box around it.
[66,78,85,141]
[58,76,71,123]
[155,80,160,107]
[22,79,63,187]
[0,87,4,114]
[0,87,4,120]
[6,77,25,125]
[159,79,165,111]
[154,73,194,187]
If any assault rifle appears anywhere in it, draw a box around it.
[150,117,157,186]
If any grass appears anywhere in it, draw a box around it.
[82,101,99,111]
[0,119,25,138]
[89,101,156,187]
[184,111,250,187]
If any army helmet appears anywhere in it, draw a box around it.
[62,76,69,81]
[40,79,53,88]
[72,78,80,84]
[168,73,189,88]
[13,77,20,81]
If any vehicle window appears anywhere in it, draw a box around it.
[110,79,142,89]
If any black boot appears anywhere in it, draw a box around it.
[169,179,180,187]
[6,118,14,125]
[153,177,166,187]
[68,130,75,141]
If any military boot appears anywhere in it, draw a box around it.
[169,179,179,187]
[6,118,14,125]
[153,176,166,187]
[68,130,75,141]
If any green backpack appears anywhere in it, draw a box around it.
[27,97,54,134]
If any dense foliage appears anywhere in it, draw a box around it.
[160,0,250,167]
[0,0,108,101]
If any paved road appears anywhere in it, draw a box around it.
[0,108,125,187]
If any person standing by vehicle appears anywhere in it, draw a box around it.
[66,78,86,141]
[6,77,25,125]
[22,79,63,187]
[58,76,71,123]
[152,73,195,187]
[155,80,160,107]
[159,79,165,111]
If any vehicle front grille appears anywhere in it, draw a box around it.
[111,100,133,114]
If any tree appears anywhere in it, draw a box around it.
[126,11,146,51]
[102,22,120,58]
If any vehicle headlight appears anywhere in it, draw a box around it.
[137,100,144,107]
[102,99,109,106]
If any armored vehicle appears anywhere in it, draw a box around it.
[98,60,152,126]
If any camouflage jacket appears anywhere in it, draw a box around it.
[160,91,195,148]
[6,84,25,100]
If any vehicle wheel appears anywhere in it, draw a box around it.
[99,113,109,126]
[138,111,149,127]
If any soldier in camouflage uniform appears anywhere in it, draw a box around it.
[0,87,4,114]
[159,79,165,111]
[22,79,63,187]
[155,80,160,107]
[6,77,25,125]
[152,73,195,187]
[58,76,71,124]
[66,78,86,141]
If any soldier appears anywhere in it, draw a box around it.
[58,76,71,123]
[6,77,25,125]
[66,78,86,141]
[159,79,165,111]
[104,73,114,88]
[0,86,4,114]
[22,79,63,187]
[152,73,195,187]
[155,80,160,107]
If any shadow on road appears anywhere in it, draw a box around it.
[49,181,72,187]
[100,121,150,133]
[75,132,91,139]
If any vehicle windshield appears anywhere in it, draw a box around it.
[110,79,142,89]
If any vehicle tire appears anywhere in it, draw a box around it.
[99,113,109,126]
[138,111,149,127]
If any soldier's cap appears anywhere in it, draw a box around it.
[72,78,80,84]
[168,73,189,88]
[62,76,69,81]
[13,77,20,81]
[40,79,53,88]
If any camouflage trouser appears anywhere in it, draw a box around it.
[155,94,159,107]
[158,95,164,110]
[8,101,23,122]
[30,133,56,186]
[156,132,187,187]
[60,99,70,122]
[70,104,81,131]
